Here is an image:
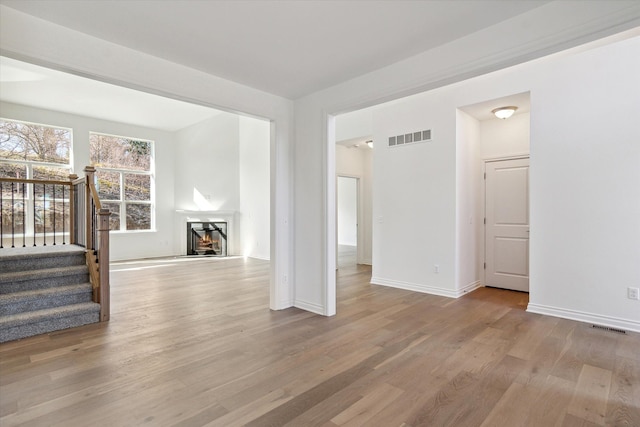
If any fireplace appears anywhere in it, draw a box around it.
[187,222,227,256]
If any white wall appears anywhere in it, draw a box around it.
[526,36,640,331]
[1,101,177,261]
[337,176,357,246]
[456,110,482,295]
[371,93,458,296]
[336,109,373,142]
[174,113,240,213]
[239,116,270,260]
[479,113,530,159]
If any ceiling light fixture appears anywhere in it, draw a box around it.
[491,106,518,119]
[366,140,373,148]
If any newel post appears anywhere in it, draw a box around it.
[68,173,78,245]
[98,208,111,321]
[83,166,96,250]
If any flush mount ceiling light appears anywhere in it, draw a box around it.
[491,106,518,119]
[366,140,373,148]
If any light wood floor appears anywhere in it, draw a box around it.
[1,255,638,426]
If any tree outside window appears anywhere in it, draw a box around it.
[1,119,72,236]
[89,133,154,231]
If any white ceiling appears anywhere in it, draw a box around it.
[460,92,531,121]
[0,0,551,99]
[0,57,225,131]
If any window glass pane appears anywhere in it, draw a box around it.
[0,119,71,164]
[125,174,150,201]
[95,171,120,201]
[33,165,71,181]
[19,181,69,237]
[0,162,27,179]
[101,202,121,231]
[126,204,151,230]
[90,134,151,171]
[33,184,51,234]
[1,182,27,235]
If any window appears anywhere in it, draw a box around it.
[89,133,154,231]
[0,119,72,180]
[1,119,73,238]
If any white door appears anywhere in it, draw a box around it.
[485,158,529,292]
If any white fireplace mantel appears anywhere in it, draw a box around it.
[176,210,238,256]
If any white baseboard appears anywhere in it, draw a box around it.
[527,303,640,333]
[357,258,372,266]
[247,255,270,261]
[458,280,483,297]
[371,277,461,299]
[271,298,293,311]
[294,299,325,315]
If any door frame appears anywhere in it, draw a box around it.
[482,155,530,288]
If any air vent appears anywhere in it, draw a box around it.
[388,129,432,147]
[592,324,626,334]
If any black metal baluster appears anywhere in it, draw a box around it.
[52,184,56,245]
[33,183,36,246]
[22,182,26,247]
[11,182,15,248]
[62,185,66,245]
[92,200,96,251]
[42,184,46,246]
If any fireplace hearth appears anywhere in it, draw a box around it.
[187,222,227,256]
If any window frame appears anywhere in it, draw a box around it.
[89,132,155,233]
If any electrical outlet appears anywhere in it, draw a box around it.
[628,287,640,300]
[434,264,439,274]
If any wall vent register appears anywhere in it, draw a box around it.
[388,129,432,147]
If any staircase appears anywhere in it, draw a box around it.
[0,245,100,343]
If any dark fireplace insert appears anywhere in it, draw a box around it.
[187,221,227,256]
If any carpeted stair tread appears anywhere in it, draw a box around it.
[0,265,89,284]
[0,244,85,260]
[0,302,100,329]
[0,283,93,315]
[0,245,87,273]
[0,302,100,343]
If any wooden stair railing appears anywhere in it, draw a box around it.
[0,166,110,321]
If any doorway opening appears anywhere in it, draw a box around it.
[337,175,358,269]
[0,56,278,309]
[458,91,531,307]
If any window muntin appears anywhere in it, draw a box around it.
[89,133,154,232]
